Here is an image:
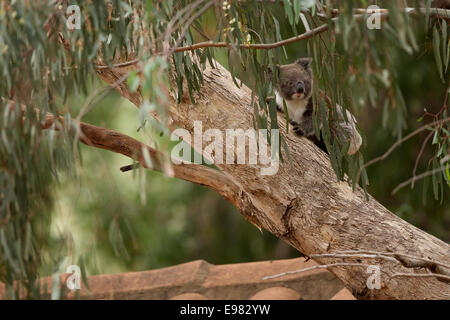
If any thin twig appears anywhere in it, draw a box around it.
[171,18,331,52]
[309,253,398,263]
[411,130,434,188]
[391,273,450,281]
[192,24,212,41]
[162,0,207,44]
[317,250,450,284]
[91,7,450,70]
[72,71,132,159]
[356,117,450,186]
[392,165,448,194]
[263,250,450,282]
[168,7,450,53]
[167,0,216,57]
[318,7,450,20]
[336,250,450,270]
[95,59,140,70]
[262,263,370,280]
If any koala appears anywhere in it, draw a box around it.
[269,58,362,155]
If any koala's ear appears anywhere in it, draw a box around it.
[296,57,312,69]
[267,64,280,79]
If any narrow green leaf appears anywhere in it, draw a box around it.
[442,20,447,64]
[433,26,444,81]
[293,0,301,24]
[283,0,294,26]
[432,130,439,144]
[425,0,431,31]
[446,38,450,73]
[127,70,139,92]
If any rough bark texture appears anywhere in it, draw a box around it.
[96,61,450,300]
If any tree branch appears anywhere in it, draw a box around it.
[92,7,450,67]
[392,165,449,195]
[6,100,236,195]
[262,263,373,281]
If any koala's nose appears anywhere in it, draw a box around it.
[296,82,304,94]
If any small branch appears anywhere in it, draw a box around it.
[160,0,208,48]
[72,122,235,193]
[170,19,331,52]
[320,7,450,18]
[391,273,450,282]
[411,131,434,188]
[95,59,140,70]
[166,0,216,57]
[192,24,213,41]
[313,250,450,284]
[336,250,450,270]
[391,165,448,194]
[77,123,235,193]
[356,117,450,186]
[120,163,140,172]
[8,101,235,193]
[94,18,330,64]
[91,7,450,70]
[309,252,398,263]
[165,7,450,53]
[265,250,450,283]
[262,263,371,280]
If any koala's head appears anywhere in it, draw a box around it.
[269,58,313,101]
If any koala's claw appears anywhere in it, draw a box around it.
[292,125,304,136]
[289,121,304,136]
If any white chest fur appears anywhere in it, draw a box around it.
[275,91,308,124]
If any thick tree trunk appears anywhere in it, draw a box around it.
[97,61,450,299]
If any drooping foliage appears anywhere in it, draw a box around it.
[0,0,448,298]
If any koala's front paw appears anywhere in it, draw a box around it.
[290,121,304,136]
[293,126,305,136]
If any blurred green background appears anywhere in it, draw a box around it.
[48,8,449,277]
